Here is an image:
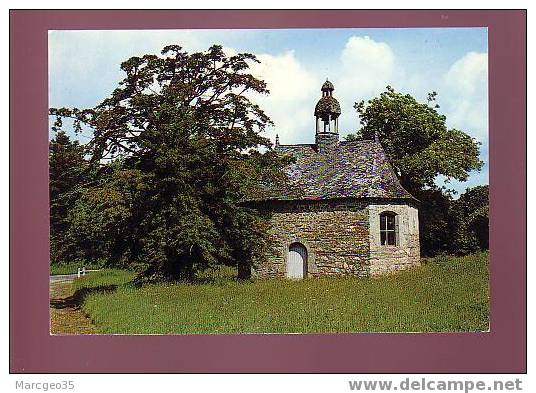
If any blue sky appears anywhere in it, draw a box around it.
[49,28,488,194]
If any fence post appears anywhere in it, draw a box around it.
[77,268,81,278]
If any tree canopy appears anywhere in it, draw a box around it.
[49,44,290,280]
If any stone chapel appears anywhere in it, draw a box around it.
[249,80,420,279]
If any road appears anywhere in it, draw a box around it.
[49,274,78,283]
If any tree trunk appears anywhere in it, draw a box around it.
[237,260,251,280]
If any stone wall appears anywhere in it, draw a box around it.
[254,199,420,278]
[368,203,420,275]
[255,200,370,278]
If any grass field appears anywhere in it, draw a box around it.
[71,252,489,334]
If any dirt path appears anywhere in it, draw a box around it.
[50,280,97,334]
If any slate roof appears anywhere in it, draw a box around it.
[252,140,415,202]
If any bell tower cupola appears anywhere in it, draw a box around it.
[314,79,341,151]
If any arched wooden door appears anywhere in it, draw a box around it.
[287,243,307,279]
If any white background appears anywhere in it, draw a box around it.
[1,1,533,392]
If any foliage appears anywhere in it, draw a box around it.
[49,131,88,264]
[50,261,103,276]
[346,86,485,255]
[455,184,489,216]
[412,188,453,256]
[50,44,290,279]
[71,252,489,333]
[450,185,489,254]
[414,185,489,256]
[348,86,482,193]
[62,167,142,266]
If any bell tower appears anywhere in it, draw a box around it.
[314,79,341,151]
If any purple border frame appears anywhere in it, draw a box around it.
[10,10,526,373]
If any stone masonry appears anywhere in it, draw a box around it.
[255,200,370,278]
[368,203,420,275]
[253,199,420,278]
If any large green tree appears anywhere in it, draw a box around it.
[50,44,289,280]
[346,86,484,255]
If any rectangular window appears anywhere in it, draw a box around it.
[379,212,398,246]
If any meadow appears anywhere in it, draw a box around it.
[70,252,489,334]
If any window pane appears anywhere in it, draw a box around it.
[387,215,395,230]
[380,213,399,246]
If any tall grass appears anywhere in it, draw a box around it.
[73,269,136,291]
[74,252,489,334]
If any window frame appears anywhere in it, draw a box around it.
[379,211,399,246]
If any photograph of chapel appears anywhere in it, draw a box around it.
[250,80,420,279]
[48,28,489,334]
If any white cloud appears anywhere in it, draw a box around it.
[441,52,488,142]
[334,36,399,137]
[339,36,396,95]
[435,52,489,192]
[245,36,400,144]
[443,52,488,96]
[247,50,317,144]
